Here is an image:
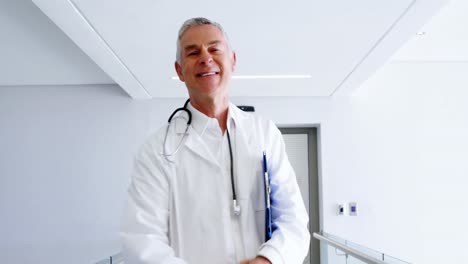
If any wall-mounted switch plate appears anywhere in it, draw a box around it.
[349,202,358,216]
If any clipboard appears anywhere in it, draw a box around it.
[262,151,273,241]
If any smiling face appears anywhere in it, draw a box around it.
[175,25,236,103]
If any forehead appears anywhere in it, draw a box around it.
[180,25,226,47]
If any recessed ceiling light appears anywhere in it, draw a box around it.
[171,74,312,80]
[416,31,426,36]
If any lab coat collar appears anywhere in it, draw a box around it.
[183,102,246,167]
[186,102,239,137]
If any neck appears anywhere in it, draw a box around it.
[190,96,229,133]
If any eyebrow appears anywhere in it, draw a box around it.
[207,40,222,46]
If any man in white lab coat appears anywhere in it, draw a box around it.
[121,17,310,264]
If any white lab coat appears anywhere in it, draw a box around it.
[121,103,310,264]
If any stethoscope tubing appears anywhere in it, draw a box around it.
[163,99,240,215]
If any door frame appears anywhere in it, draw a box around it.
[279,125,323,264]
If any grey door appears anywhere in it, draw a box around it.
[279,127,320,264]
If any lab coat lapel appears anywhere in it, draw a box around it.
[183,127,220,168]
[233,113,257,199]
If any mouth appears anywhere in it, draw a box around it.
[196,71,219,77]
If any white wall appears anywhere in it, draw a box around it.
[319,62,468,264]
[0,0,113,86]
[1,61,467,263]
[0,85,182,263]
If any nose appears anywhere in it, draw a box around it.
[199,49,213,65]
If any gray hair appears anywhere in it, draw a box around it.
[175,17,232,64]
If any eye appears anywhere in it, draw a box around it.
[187,51,199,56]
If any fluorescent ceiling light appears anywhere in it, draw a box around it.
[171,74,312,80]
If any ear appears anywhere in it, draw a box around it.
[175,61,185,82]
[231,51,237,72]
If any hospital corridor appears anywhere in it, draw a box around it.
[1,0,467,263]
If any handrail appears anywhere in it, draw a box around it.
[95,252,123,264]
[313,232,387,264]
[100,233,402,264]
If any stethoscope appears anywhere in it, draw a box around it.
[162,99,241,215]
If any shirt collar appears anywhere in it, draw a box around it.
[186,101,238,137]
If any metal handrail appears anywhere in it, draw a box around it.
[95,252,123,264]
[100,233,400,264]
[313,232,387,264]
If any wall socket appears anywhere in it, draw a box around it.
[338,204,346,215]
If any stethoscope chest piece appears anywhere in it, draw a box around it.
[233,199,241,216]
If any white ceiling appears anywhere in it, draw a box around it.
[392,0,468,62]
[1,0,450,99]
[0,0,112,86]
